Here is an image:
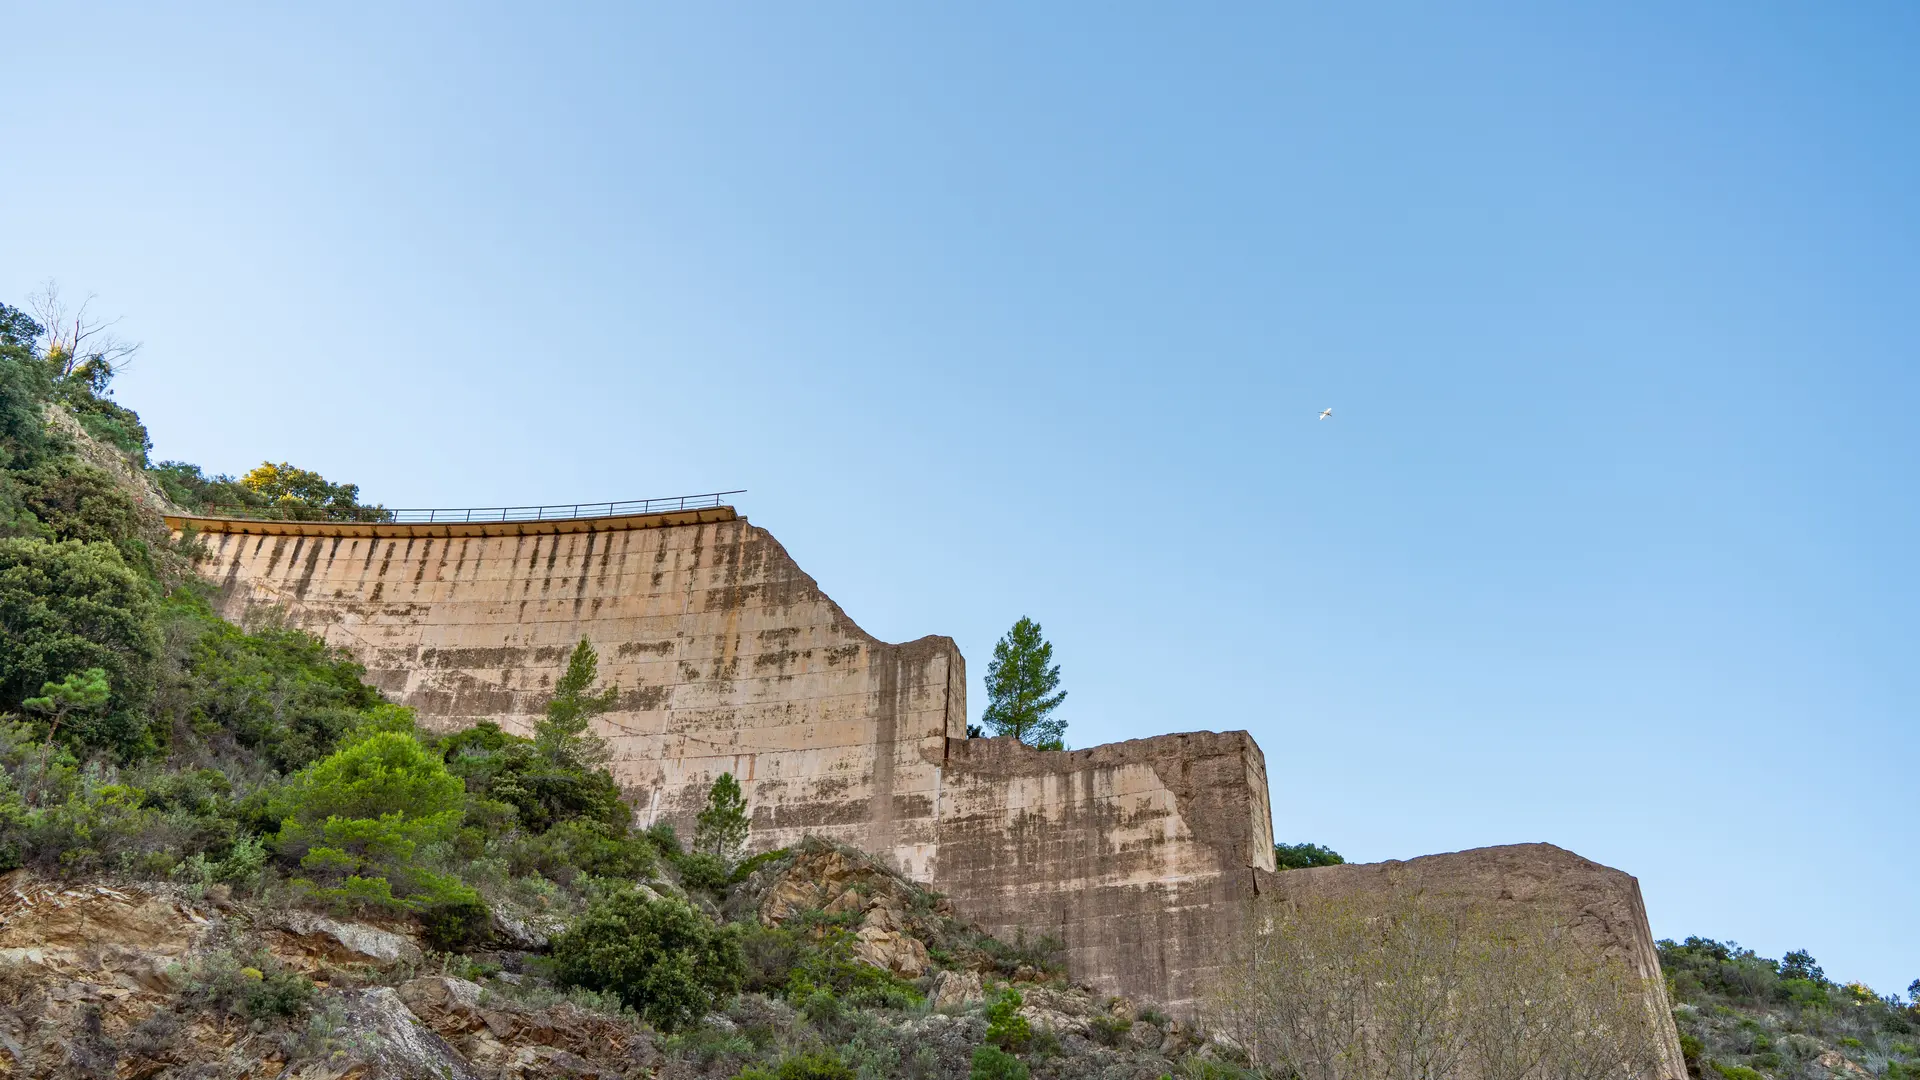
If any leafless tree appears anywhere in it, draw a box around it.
[1207,886,1668,1080]
[29,280,140,387]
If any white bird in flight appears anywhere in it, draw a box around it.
[1318,408,1333,420]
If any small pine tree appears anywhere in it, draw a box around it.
[694,772,749,862]
[23,667,110,747]
[981,617,1066,748]
[536,638,618,768]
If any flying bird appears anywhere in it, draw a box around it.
[1318,408,1333,420]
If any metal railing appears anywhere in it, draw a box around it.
[193,490,745,525]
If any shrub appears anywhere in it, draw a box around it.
[728,846,789,886]
[1273,841,1344,870]
[749,1051,855,1080]
[271,731,470,911]
[644,821,684,857]
[0,538,160,758]
[783,923,923,1009]
[984,987,1032,1053]
[13,459,154,568]
[1090,1013,1133,1047]
[176,951,315,1020]
[969,1045,1029,1080]
[676,850,731,893]
[550,890,745,1032]
[976,927,1066,979]
[417,889,492,951]
[443,720,628,834]
[163,594,385,773]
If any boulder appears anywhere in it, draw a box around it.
[1017,985,1095,1037]
[930,968,984,1010]
[341,985,485,1079]
[854,925,930,978]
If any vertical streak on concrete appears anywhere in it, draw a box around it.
[869,644,898,864]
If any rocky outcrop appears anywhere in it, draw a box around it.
[0,874,665,1079]
[740,839,950,979]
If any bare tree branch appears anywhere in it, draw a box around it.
[28,279,141,384]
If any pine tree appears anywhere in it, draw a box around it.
[536,638,618,768]
[981,617,1067,748]
[694,772,749,862]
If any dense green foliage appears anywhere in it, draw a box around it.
[0,296,671,951]
[981,616,1067,748]
[270,730,472,911]
[1660,936,1919,1079]
[1272,841,1344,870]
[696,771,750,861]
[0,538,161,757]
[736,1051,857,1080]
[969,1045,1031,1080]
[550,888,747,1031]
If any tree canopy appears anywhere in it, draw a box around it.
[980,616,1066,748]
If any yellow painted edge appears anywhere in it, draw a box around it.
[164,505,738,538]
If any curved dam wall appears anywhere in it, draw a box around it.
[173,508,1274,1009]
[173,505,1685,1060]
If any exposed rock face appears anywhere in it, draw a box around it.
[263,908,424,968]
[0,874,665,1079]
[928,968,983,1010]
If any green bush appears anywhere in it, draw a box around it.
[969,1045,1030,1080]
[163,593,385,773]
[1708,1063,1763,1080]
[417,890,492,951]
[176,951,315,1020]
[550,889,745,1032]
[742,1051,856,1080]
[984,987,1032,1052]
[0,537,160,758]
[1273,841,1345,870]
[975,927,1066,978]
[782,923,923,1009]
[271,731,471,913]
[1090,1013,1133,1047]
[0,305,53,469]
[676,850,730,893]
[12,459,154,568]
[442,719,629,834]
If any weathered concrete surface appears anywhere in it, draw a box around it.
[1255,843,1688,1078]
[171,508,1678,1045]
[939,733,1275,1012]
[173,509,1278,1009]
[175,509,965,879]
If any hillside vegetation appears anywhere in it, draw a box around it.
[0,299,1237,1078]
[2,296,1916,1079]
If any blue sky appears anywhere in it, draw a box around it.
[5,4,1915,994]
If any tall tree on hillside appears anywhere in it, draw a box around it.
[0,303,51,469]
[241,462,371,518]
[982,616,1067,749]
[694,772,749,862]
[537,638,618,769]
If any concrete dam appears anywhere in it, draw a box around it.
[169,500,1685,1070]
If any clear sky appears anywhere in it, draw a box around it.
[5,4,1915,994]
